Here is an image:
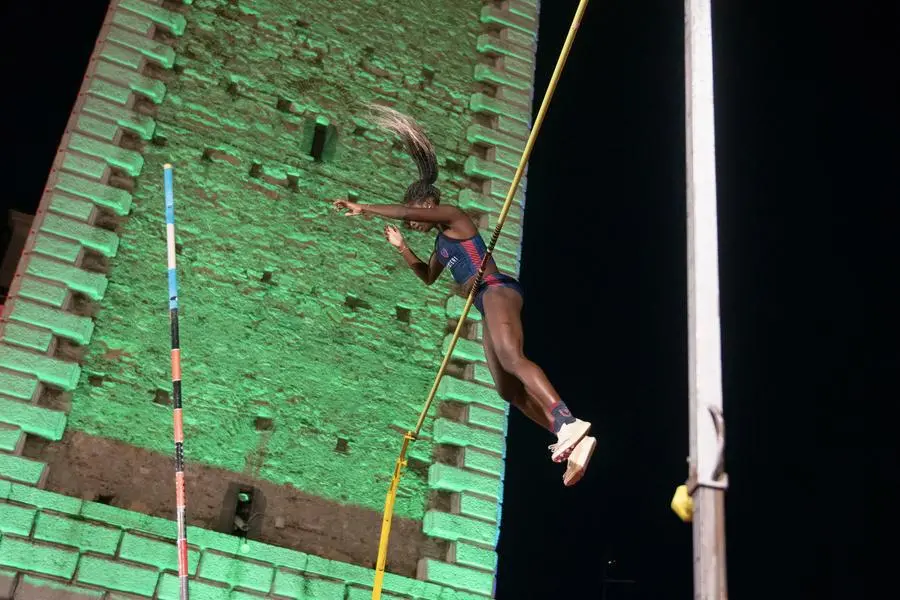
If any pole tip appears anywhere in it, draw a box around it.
[163,163,173,170]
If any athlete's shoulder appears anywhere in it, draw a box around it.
[443,206,478,235]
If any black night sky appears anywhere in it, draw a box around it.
[2,1,897,599]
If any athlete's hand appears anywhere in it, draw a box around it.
[384,225,406,251]
[332,198,363,216]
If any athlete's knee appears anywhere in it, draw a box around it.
[498,384,526,407]
[494,342,526,374]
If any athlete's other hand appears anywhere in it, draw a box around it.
[332,198,363,216]
[384,225,406,250]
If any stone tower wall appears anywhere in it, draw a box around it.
[0,1,540,597]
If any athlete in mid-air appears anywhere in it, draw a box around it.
[332,106,595,485]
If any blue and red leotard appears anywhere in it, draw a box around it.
[434,230,523,314]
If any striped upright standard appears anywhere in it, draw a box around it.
[163,164,190,600]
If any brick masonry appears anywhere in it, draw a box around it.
[0,0,540,597]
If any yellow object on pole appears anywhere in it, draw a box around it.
[671,484,694,522]
[371,1,591,598]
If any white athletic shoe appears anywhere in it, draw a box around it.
[563,436,596,487]
[549,419,591,463]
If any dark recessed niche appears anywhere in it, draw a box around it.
[276,97,292,112]
[255,417,274,431]
[218,483,266,539]
[396,307,411,323]
[304,119,339,162]
[444,158,463,174]
[344,296,372,311]
[310,124,328,162]
[153,389,171,406]
[335,438,349,453]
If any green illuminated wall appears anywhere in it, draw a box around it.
[0,0,539,597]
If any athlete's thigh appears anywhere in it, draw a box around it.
[481,318,524,400]
[482,287,525,355]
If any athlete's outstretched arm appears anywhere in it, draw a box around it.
[333,199,470,228]
[384,225,444,285]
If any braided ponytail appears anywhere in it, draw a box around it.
[370,105,441,204]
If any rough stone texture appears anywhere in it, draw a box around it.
[75,556,160,596]
[0,502,38,536]
[29,429,427,574]
[0,454,47,486]
[0,569,16,600]
[13,575,105,600]
[0,475,466,600]
[0,0,541,597]
[0,426,24,454]
[0,536,80,579]
[32,512,123,555]
[64,0,493,521]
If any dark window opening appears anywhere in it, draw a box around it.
[217,483,265,539]
[233,488,254,535]
[304,118,338,162]
[444,158,463,175]
[344,295,372,310]
[310,124,328,161]
[396,307,411,323]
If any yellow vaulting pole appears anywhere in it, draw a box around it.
[371,1,590,597]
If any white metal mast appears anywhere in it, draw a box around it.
[683,0,729,598]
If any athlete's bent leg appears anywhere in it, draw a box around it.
[481,287,590,462]
[482,322,552,431]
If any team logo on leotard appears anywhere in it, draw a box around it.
[440,248,449,258]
